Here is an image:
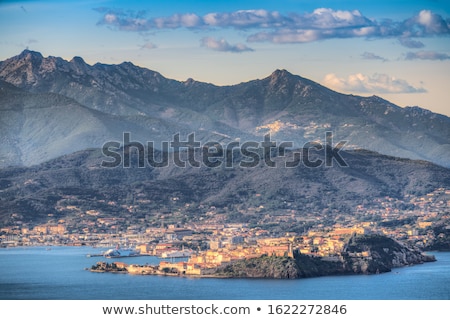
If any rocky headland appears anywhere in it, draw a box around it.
[213,234,435,279]
[90,234,435,279]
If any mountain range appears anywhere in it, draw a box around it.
[1,50,450,228]
[1,50,449,168]
[1,146,449,225]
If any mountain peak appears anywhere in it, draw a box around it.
[0,50,449,168]
[184,77,196,86]
[18,49,43,61]
[119,61,137,68]
[267,69,298,87]
[70,56,86,65]
[19,49,42,57]
[69,56,89,73]
[270,69,294,79]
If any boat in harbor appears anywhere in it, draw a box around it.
[102,245,140,258]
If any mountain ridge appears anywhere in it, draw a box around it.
[1,145,449,226]
[0,50,449,168]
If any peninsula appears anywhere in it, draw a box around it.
[89,234,435,279]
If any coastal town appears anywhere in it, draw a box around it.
[1,187,449,276]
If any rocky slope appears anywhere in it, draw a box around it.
[1,145,449,225]
[212,235,436,279]
[342,234,436,274]
[0,50,449,168]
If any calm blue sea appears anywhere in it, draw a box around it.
[0,246,449,300]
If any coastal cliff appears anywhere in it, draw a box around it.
[212,234,435,279]
[341,234,435,274]
[89,235,435,279]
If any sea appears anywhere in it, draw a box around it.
[0,246,449,300]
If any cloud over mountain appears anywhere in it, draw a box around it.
[200,37,253,53]
[323,73,426,94]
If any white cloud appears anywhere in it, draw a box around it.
[294,8,369,29]
[203,10,283,28]
[405,50,450,60]
[200,37,253,53]
[323,73,426,94]
[94,8,450,45]
[415,10,449,35]
[95,8,151,32]
[248,29,322,43]
[154,13,203,29]
[361,52,387,62]
[104,13,118,24]
[398,37,425,48]
[140,42,157,50]
[247,26,378,43]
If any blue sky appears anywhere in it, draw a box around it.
[1,0,449,116]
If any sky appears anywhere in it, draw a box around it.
[1,0,450,116]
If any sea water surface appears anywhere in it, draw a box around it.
[0,246,449,300]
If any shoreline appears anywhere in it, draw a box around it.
[1,246,449,299]
[88,251,437,280]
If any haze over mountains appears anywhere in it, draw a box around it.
[0,50,449,168]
